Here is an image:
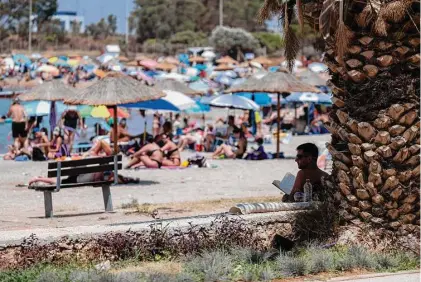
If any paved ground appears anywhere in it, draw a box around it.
[328,270,420,282]
[0,135,330,236]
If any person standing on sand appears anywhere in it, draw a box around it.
[285,143,329,202]
[7,98,28,151]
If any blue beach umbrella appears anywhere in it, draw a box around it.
[214,74,233,86]
[286,92,332,105]
[184,101,210,114]
[123,99,180,112]
[235,92,272,107]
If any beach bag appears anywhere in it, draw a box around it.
[187,155,207,168]
[32,147,47,161]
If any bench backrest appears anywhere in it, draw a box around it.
[48,155,122,189]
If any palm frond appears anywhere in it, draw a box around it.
[356,5,375,27]
[373,17,390,36]
[284,4,300,72]
[258,0,282,23]
[319,0,339,40]
[382,0,412,23]
[297,0,305,33]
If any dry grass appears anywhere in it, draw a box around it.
[120,196,281,216]
[112,261,182,275]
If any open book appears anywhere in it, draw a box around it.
[272,172,296,195]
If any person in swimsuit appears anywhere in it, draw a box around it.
[285,143,330,202]
[47,127,69,160]
[125,135,165,169]
[161,134,181,166]
[29,172,139,187]
[212,127,247,159]
[7,98,28,151]
[61,109,83,153]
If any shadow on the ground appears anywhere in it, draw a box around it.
[30,211,115,219]
[122,180,160,186]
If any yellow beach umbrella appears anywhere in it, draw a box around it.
[48,57,58,63]
[91,105,111,118]
[67,59,80,67]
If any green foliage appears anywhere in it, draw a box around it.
[169,31,207,46]
[85,14,117,40]
[0,244,419,282]
[142,39,167,54]
[184,250,233,281]
[253,32,284,53]
[132,0,264,42]
[209,26,259,53]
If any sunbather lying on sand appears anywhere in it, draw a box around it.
[29,172,139,187]
[125,134,165,169]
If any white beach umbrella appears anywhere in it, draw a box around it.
[206,94,259,110]
[162,90,197,110]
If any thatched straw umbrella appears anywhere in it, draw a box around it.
[155,62,177,71]
[154,79,204,96]
[19,80,77,133]
[214,64,235,71]
[227,72,320,157]
[251,56,273,66]
[216,56,238,65]
[65,73,165,153]
[19,80,75,102]
[189,56,206,64]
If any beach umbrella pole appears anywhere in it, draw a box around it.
[276,93,281,158]
[113,105,118,154]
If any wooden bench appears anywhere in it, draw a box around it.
[29,155,122,218]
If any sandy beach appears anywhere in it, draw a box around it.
[0,134,329,232]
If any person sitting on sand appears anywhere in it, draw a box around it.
[81,139,113,158]
[125,134,165,169]
[212,127,247,159]
[203,124,216,152]
[245,138,268,160]
[161,134,181,166]
[284,143,329,202]
[109,119,141,143]
[47,127,69,160]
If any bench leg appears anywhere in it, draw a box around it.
[102,185,113,212]
[44,191,53,218]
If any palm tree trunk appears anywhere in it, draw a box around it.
[323,0,420,234]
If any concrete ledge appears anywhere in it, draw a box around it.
[0,209,311,247]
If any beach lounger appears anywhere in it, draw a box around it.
[28,155,122,218]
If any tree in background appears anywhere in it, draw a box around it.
[131,0,264,43]
[85,14,117,40]
[253,32,284,54]
[107,14,117,36]
[259,0,420,248]
[209,26,259,59]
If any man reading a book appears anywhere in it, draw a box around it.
[286,143,329,201]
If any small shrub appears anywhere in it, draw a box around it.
[173,272,198,282]
[146,272,175,282]
[121,199,139,209]
[36,270,65,282]
[373,253,399,270]
[277,253,309,277]
[230,247,275,264]
[307,249,334,273]
[347,246,377,269]
[185,250,233,281]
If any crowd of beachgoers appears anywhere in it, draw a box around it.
[0,49,331,166]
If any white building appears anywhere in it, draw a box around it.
[52,11,85,33]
